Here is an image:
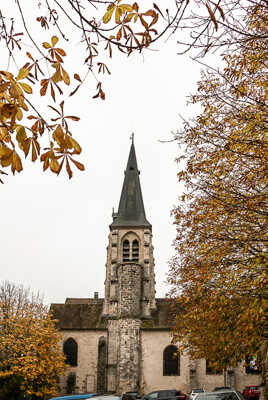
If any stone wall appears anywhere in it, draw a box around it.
[141,330,190,395]
[103,227,156,319]
[59,330,107,394]
[140,330,262,397]
[117,319,141,393]
[118,263,142,318]
[106,259,143,393]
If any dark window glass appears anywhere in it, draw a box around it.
[206,360,222,375]
[163,345,179,376]
[63,338,78,366]
[132,240,139,262]
[159,391,175,398]
[123,240,130,262]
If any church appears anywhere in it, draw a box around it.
[51,141,261,396]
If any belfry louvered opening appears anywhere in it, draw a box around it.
[122,240,130,262]
[132,239,139,262]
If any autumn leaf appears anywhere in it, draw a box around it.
[74,73,82,82]
[70,156,85,171]
[0,281,66,398]
[115,4,132,24]
[61,67,70,85]
[168,2,267,373]
[16,67,29,81]
[103,3,116,23]
[18,81,33,94]
[11,151,23,173]
[50,157,60,173]
[51,35,59,46]
[42,41,51,49]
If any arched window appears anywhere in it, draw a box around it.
[97,336,107,392]
[63,338,78,366]
[132,240,139,262]
[123,240,130,262]
[163,345,179,376]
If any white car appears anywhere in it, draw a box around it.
[195,391,244,400]
[189,389,205,400]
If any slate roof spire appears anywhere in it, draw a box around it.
[110,138,151,229]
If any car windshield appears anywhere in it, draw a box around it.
[193,390,204,393]
[158,392,175,398]
[196,394,238,400]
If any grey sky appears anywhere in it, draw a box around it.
[0,2,202,305]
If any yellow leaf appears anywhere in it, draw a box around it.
[115,3,132,23]
[69,137,81,154]
[51,36,59,47]
[52,68,62,83]
[103,3,115,23]
[50,158,60,173]
[115,7,122,24]
[42,42,51,49]
[16,107,23,121]
[53,125,64,146]
[16,68,29,81]
[0,145,12,158]
[18,82,33,94]
[61,67,70,85]
[16,126,27,143]
[12,151,23,173]
[119,4,132,12]
[1,149,13,167]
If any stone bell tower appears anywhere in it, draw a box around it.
[102,138,156,393]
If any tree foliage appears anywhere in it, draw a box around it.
[168,0,267,374]
[1,0,259,181]
[0,281,66,399]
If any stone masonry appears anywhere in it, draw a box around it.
[103,140,156,393]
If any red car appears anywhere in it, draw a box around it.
[242,386,260,400]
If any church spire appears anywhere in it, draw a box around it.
[111,140,151,228]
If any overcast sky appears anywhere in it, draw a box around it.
[1,1,203,305]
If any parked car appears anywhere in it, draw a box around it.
[122,392,142,400]
[143,389,187,400]
[242,386,260,400]
[195,390,244,400]
[189,389,204,400]
[49,394,97,400]
[86,395,121,400]
[213,388,232,392]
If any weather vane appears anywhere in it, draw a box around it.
[130,132,134,143]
